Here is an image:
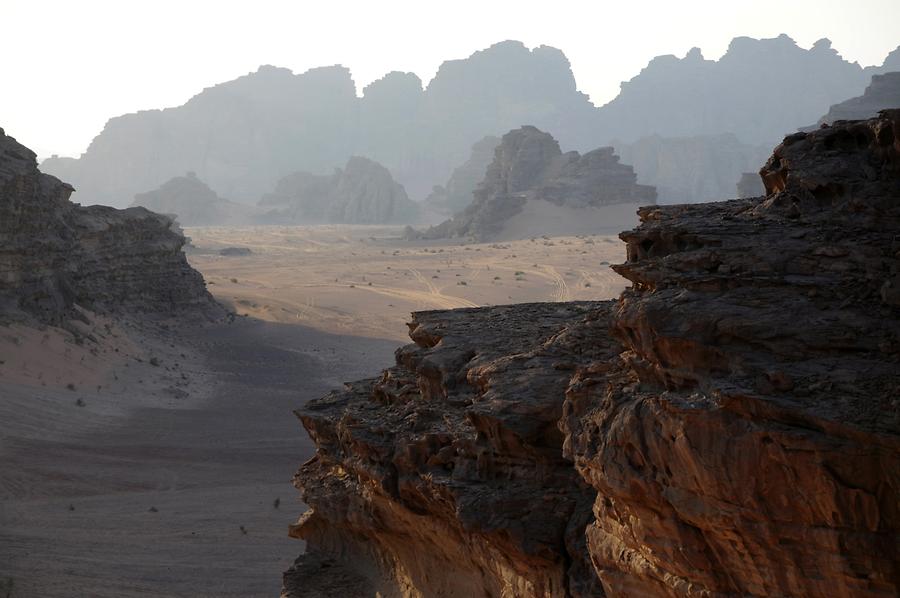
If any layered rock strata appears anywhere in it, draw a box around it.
[0,128,220,325]
[414,126,656,241]
[288,111,900,597]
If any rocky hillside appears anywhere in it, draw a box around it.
[0,128,221,325]
[131,172,259,226]
[259,156,419,224]
[413,126,655,241]
[814,71,900,126]
[40,37,899,208]
[286,111,900,597]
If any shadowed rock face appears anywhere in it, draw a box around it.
[131,172,258,226]
[0,128,221,325]
[416,126,655,241]
[286,112,900,597]
[259,156,419,224]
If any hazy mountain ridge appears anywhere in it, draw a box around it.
[40,35,900,208]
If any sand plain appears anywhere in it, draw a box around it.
[186,225,628,341]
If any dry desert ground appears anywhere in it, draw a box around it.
[187,225,628,340]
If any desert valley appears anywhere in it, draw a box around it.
[2,4,900,597]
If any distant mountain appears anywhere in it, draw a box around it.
[41,36,900,208]
[131,172,258,226]
[412,126,655,241]
[813,72,900,126]
[597,36,873,146]
[614,134,770,204]
[259,156,419,224]
[424,136,500,216]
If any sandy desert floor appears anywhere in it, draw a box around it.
[186,225,627,340]
[0,225,627,597]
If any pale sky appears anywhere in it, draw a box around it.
[3,0,899,159]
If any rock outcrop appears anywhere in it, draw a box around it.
[259,157,419,224]
[287,112,900,597]
[414,126,655,241]
[0,128,220,325]
[131,172,258,226]
[614,134,770,204]
[424,135,500,216]
[814,71,900,126]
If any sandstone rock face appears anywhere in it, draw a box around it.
[0,128,220,325]
[424,135,500,216]
[416,126,656,241]
[814,72,900,126]
[613,134,770,204]
[131,172,258,226]
[287,112,900,597]
[259,156,419,224]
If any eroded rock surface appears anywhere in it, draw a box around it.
[0,128,221,325]
[414,126,655,241]
[287,112,900,597]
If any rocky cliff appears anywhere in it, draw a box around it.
[131,172,258,226]
[0,128,220,325]
[814,71,900,126]
[414,126,656,241]
[259,156,419,224]
[286,111,900,597]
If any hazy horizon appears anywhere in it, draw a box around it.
[3,0,900,160]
